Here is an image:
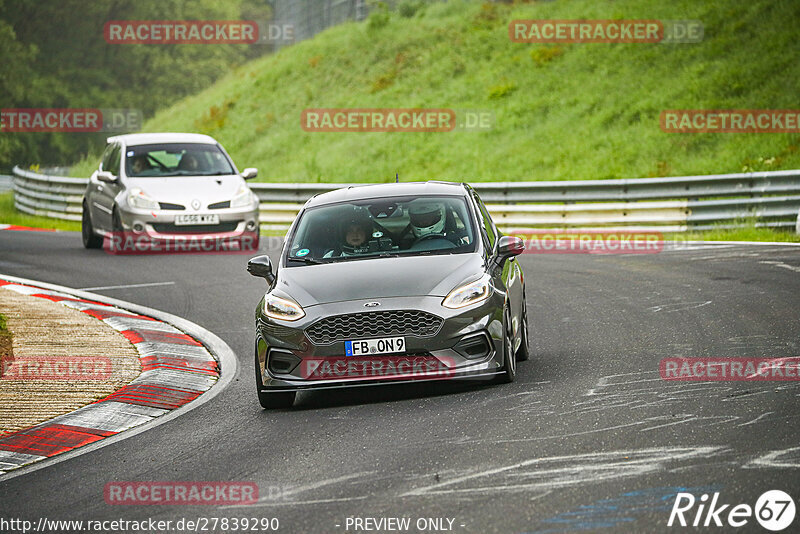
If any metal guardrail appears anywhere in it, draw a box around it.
[0,175,13,194]
[11,166,800,232]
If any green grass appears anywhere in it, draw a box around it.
[70,0,800,183]
[675,225,800,243]
[0,192,81,231]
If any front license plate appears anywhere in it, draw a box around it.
[175,214,220,226]
[345,337,405,356]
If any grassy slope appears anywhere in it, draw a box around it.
[72,0,800,183]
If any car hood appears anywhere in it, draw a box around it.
[126,175,244,207]
[277,254,486,308]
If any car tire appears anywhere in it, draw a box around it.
[516,294,530,362]
[496,307,516,384]
[82,203,103,249]
[112,207,123,234]
[254,345,296,409]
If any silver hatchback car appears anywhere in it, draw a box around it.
[82,133,260,250]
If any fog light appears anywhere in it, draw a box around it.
[132,223,145,233]
[267,348,301,374]
[454,332,492,359]
[246,220,257,231]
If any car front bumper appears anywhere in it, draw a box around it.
[117,203,260,239]
[255,294,509,392]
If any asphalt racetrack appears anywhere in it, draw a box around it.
[1,230,799,533]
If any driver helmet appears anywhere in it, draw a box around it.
[408,200,445,238]
[339,212,372,255]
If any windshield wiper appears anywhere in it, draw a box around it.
[287,256,325,265]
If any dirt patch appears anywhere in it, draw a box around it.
[0,313,11,378]
[0,290,141,435]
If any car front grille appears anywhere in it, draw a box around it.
[305,310,444,345]
[151,222,238,234]
[158,202,185,210]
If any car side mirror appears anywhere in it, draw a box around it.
[97,170,118,184]
[248,255,275,284]
[496,235,525,262]
[241,168,258,180]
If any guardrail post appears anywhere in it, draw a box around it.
[796,207,800,235]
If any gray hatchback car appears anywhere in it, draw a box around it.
[82,133,260,250]
[248,181,529,408]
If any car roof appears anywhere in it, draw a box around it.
[305,181,469,208]
[106,133,219,146]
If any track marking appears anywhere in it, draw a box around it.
[222,471,375,509]
[401,447,722,496]
[745,447,800,469]
[759,260,800,273]
[648,300,712,313]
[78,281,176,291]
[737,412,775,427]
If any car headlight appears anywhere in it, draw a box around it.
[263,293,305,321]
[442,275,492,309]
[231,186,255,208]
[128,188,159,210]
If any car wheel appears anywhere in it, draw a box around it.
[497,307,516,384]
[254,345,296,409]
[516,295,530,362]
[81,203,103,249]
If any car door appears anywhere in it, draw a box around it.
[89,143,122,230]
[472,191,525,341]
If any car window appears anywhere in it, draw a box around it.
[101,143,121,176]
[285,195,476,264]
[124,143,235,177]
[100,143,120,175]
[473,194,497,251]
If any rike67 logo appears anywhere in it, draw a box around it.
[669,490,796,531]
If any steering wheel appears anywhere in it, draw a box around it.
[147,154,170,171]
[411,233,456,250]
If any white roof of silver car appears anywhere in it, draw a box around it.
[106,133,219,146]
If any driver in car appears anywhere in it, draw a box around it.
[130,155,152,175]
[402,199,469,249]
[323,216,373,257]
[409,200,446,240]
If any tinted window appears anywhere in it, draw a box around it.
[286,195,476,265]
[474,194,497,250]
[124,143,234,177]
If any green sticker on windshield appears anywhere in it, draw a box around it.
[296,248,310,257]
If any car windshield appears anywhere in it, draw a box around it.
[285,195,476,264]
[124,143,235,177]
